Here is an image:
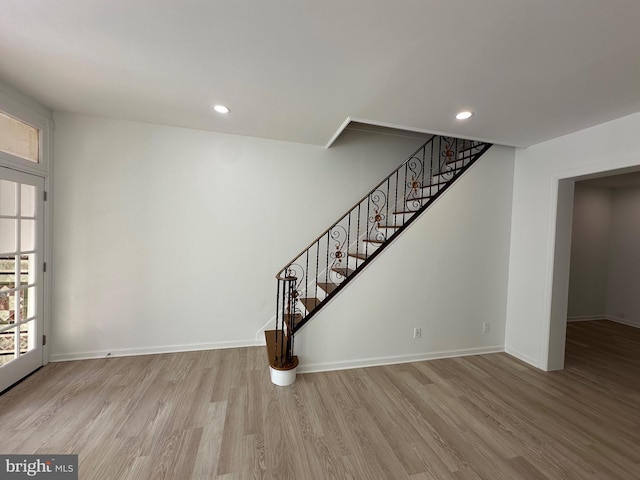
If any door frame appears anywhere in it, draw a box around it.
[0,167,47,388]
[0,81,53,380]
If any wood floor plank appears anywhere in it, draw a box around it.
[217,385,247,476]
[1,321,640,479]
[190,401,227,479]
[358,367,454,476]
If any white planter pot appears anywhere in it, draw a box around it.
[269,365,297,386]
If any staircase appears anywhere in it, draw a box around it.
[265,135,492,384]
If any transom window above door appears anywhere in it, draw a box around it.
[0,110,39,164]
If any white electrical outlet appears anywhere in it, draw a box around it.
[413,328,422,339]
[482,321,490,333]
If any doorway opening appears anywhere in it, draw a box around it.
[549,167,640,370]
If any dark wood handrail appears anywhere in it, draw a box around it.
[275,135,436,277]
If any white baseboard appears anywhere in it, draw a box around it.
[605,315,640,329]
[503,347,541,369]
[566,314,640,329]
[297,345,505,374]
[49,338,263,363]
[567,315,605,322]
[50,341,505,373]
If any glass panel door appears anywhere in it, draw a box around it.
[0,167,44,392]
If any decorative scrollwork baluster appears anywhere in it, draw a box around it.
[405,154,424,211]
[438,137,456,181]
[368,190,387,241]
[328,225,348,283]
[283,263,304,316]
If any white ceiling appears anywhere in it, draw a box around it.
[2,0,640,147]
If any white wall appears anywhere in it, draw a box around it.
[567,184,613,318]
[295,145,515,372]
[506,111,640,370]
[567,183,640,327]
[51,113,430,360]
[606,186,640,326]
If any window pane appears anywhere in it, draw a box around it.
[0,256,16,290]
[0,288,29,324]
[0,325,18,366]
[0,219,16,254]
[21,184,35,217]
[0,289,15,324]
[0,111,39,163]
[25,286,36,320]
[0,320,34,367]
[24,254,35,286]
[20,219,35,251]
[0,180,16,215]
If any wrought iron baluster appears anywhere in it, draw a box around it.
[329,224,347,282]
[325,230,330,285]
[365,192,371,257]
[290,325,294,366]
[385,178,390,240]
[394,170,399,228]
[430,138,435,185]
[286,276,295,364]
[280,275,285,365]
[305,249,309,315]
[356,203,361,265]
[403,153,409,213]
[275,275,281,366]
[315,240,319,310]
[347,211,351,273]
[421,145,426,205]
[368,190,386,241]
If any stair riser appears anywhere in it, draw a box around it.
[298,301,313,315]
[328,268,352,285]
[337,258,362,272]
[362,238,384,247]
[312,284,332,301]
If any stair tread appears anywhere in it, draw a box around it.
[348,252,371,261]
[317,282,339,294]
[362,239,384,244]
[332,267,355,277]
[377,224,401,229]
[265,330,299,370]
[300,297,321,311]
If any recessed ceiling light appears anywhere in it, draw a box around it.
[456,111,474,120]
[212,104,230,114]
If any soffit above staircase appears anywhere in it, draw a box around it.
[327,119,436,147]
[2,1,640,148]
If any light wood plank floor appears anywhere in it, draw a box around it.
[1,320,640,479]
